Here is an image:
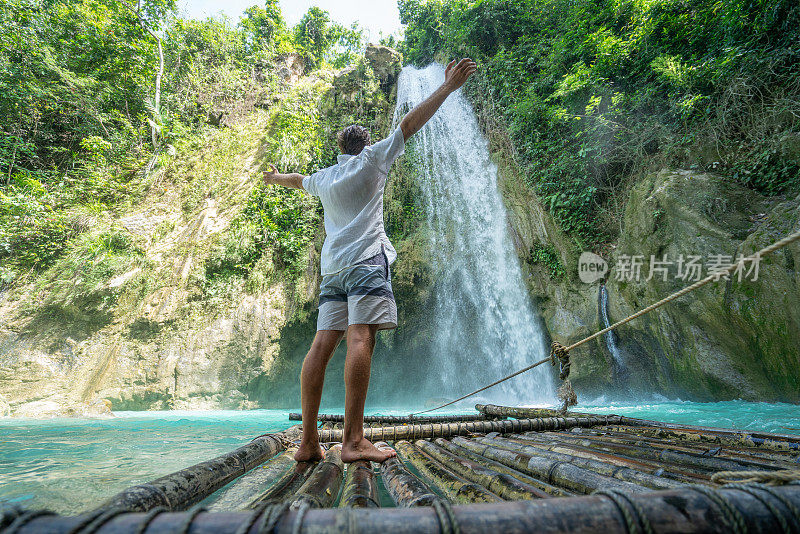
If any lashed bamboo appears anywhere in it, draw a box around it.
[291,445,344,508]
[19,485,800,533]
[247,460,318,508]
[93,427,299,512]
[503,433,709,483]
[376,441,439,507]
[394,441,501,504]
[339,461,379,508]
[475,405,800,450]
[574,427,800,466]
[522,431,771,473]
[451,436,646,494]
[476,404,592,419]
[205,450,296,511]
[477,436,683,490]
[415,439,550,500]
[434,438,574,497]
[289,413,492,424]
[616,418,800,450]
[317,415,622,443]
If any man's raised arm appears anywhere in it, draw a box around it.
[262,164,305,189]
[399,58,477,142]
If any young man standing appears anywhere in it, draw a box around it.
[264,58,477,463]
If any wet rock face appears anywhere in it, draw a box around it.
[365,45,402,94]
[606,169,800,401]
[499,163,800,402]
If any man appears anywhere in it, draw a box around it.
[264,58,477,463]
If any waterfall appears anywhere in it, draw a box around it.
[598,284,628,381]
[393,64,552,405]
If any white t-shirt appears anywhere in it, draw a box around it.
[302,126,406,276]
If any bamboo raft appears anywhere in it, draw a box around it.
[3,405,799,533]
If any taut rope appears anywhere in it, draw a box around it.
[411,227,800,416]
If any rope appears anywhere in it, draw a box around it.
[67,507,128,534]
[723,484,793,534]
[593,489,654,534]
[134,506,168,534]
[235,505,268,534]
[431,499,460,534]
[4,510,57,534]
[712,469,800,485]
[177,505,206,534]
[687,485,748,534]
[412,227,800,415]
[0,505,25,530]
[256,502,292,534]
[740,483,800,528]
[291,500,311,534]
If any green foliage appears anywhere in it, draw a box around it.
[527,242,565,280]
[400,0,800,247]
[292,6,365,69]
[0,0,369,284]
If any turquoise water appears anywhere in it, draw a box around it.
[1,401,797,514]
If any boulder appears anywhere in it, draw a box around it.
[365,44,402,93]
[275,53,305,84]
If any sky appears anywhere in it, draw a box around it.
[180,0,403,41]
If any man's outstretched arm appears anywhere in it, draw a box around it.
[263,164,305,189]
[399,58,477,142]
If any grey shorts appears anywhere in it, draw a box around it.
[317,248,397,331]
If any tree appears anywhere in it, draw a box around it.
[240,0,285,51]
[293,7,332,68]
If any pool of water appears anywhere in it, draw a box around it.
[1,401,797,514]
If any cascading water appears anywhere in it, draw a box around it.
[598,284,629,382]
[393,64,552,405]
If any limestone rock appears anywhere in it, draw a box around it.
[606,169,799,401]
[365,44,402,92]
[275,53,304,84]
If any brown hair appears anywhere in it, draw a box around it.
[337,124,371,156]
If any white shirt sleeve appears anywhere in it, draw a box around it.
[364,126,405,175]
[302,169,323,196]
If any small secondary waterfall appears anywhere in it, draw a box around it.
[394,65,552,404]
[598,284,629,382]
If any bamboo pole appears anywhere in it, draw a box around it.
[291,445,344,508]
[394,441,501,504]
[434,438,574,497]
[581,426,800,464]
[19,485,800,533]
[289,413,492,424]
[93,427,299,512]
[503,434,709,483]
[451,437,647,494]
[476,404,593,419]
[247,461,319,508]
[376,442,439,507]
[205,450,296,511]
[618,418,800,450]
[476,436,683,490]
[317,415,622,443]
[339,461,379,508]
[556,428,798,469]
[415,440,550,500]
[521,431,770,473]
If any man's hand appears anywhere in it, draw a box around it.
[263,163,279,185]
[262,163,305,189]
[443,58,477,93]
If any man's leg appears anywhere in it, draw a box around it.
[295,329,345,462]
[340,324,397,463]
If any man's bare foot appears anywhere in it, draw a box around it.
[341,437,397,463]
[294,442,325,462]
